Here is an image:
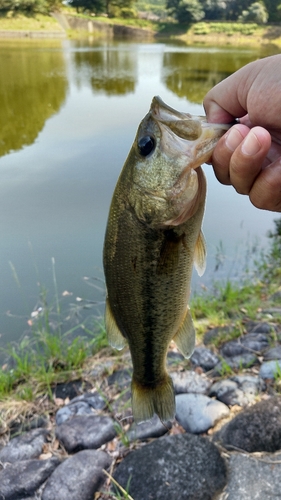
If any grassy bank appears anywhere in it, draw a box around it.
[180,21,281,46]
[1,12,281,46]
[0,13,64,31]
[0,219,280,404]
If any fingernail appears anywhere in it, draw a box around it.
[241,131,261,156]
[225,128,243,152]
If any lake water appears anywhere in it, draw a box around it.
[0,37,279,349]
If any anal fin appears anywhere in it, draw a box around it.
[172,306,195,359]
[194,229,207,277]
[105,298,126,350]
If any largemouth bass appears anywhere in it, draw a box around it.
[103,96,230,423]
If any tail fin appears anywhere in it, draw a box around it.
[131,374,175,424]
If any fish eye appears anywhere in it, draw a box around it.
[138,136,155,157]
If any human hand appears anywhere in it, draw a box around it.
[203,55,281,212]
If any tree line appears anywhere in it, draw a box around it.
[167,0,280,24]
[0,0,279,24]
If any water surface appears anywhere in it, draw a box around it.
[0,38,278,347]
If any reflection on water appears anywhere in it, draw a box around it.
[73,42,137,95]
[0,41,68,158]
[0,38,278,349]
[162,46,276,103]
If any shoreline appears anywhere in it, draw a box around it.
[0,15,281,46]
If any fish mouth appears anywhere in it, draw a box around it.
[150,95,233,170]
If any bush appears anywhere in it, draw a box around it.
[120,6,137,17]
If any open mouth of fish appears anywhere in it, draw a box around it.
[150,95,232,170]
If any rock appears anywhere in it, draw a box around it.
[107,369,132,390]
[42,450,112,500]
[10,415,49,437]
[56,401,93,425]
[55,389,106,426]
[175,394,229,434]
[270,290,281,302]
[113,434,227,500]
[171,370,212,395]
[210,375,263,406]
[209,379,243,406]
[213,396,281,452]
[190,347,219,371]
[246,321,273,334]
[55,415,116,453]
[220,333,269,358]
[214,353,258,375]
[223,453,281,500]
[71,391,107,410]
[264,346,281,361]
[262,308,281,315]
[0,457,60,500]
[167,351,184,366]
[0,428,50,463]
[203,326,232,345]
[259,359,281,379]
[127,415,171,442]
[53,380,86,400]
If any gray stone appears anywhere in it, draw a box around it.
[190,347,219,371]
[0,457,60,500]
[175,393,229,434]
[209,379,244,406]
[55,415,116,453]
[247,322,273,334]
[170,370,212,395]
[264,346,281,361]
[70,391,107,410]
[214,353,258,375]
[223,453,281,500]
[262,308,281,315]
[114,434,227,500]
[127,415,171,442]
[107,369,132,390]
[259,359,281,379]
[42,450,112,500]
[56,402,93,425]
[210,375,263,406]
[53,380,85,400]
[0,428,49,463]
[214,396,281,452]
[203,326,232,345]
[220,333,268,358]
[167,351,184,366]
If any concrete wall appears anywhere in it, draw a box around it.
[64,14,154,39]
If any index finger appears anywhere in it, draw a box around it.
[203,75,247,124]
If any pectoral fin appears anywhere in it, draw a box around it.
[172,307,195,359]
[194,230,206,277]
[105,298,126,350]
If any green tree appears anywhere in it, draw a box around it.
[105,0,136,17]
[0,0,48,13]
[263,0,281,21]
[239,1,268,23]
[211,0,253,20]
[167,0,204,23]
[68,0,105,14]
[201,0,227,20]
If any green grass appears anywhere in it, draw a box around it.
[192,21,262,36]
[1,219,281,402]
[0,258,108,401]
[0,13,63,31]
